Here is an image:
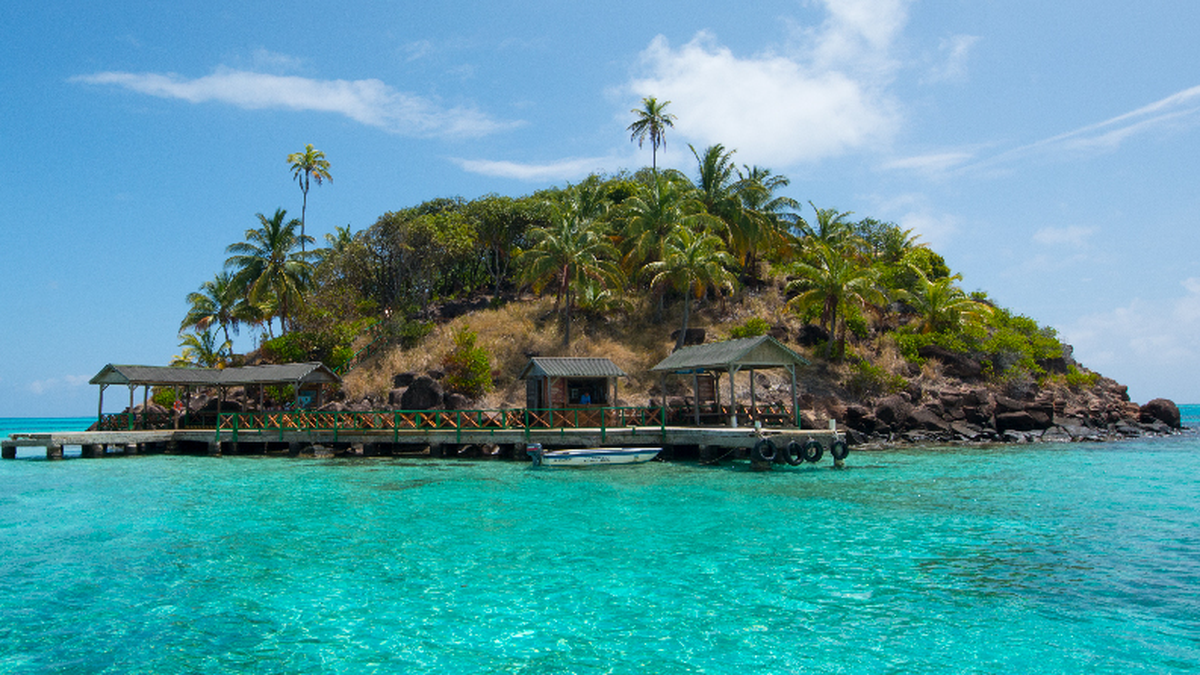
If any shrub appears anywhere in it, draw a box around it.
[1065,364,1100,389]
[844,355,907,398]
[151,387,176,408]
[442,327,493,399]
[729,317,770,339]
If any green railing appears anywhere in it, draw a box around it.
[333,320,387,376]
[214,406,671,444]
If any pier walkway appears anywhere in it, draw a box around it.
[2,405,842,463]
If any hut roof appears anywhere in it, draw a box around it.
[650,336,809,374]
[89,362,341,388]
[518,357,627,380]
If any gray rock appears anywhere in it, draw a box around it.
[393,372,416,388]
[1140,398,1181,429]
[400,376,444,410]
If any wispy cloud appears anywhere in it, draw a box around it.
[1032,225,1096,248]
[28,375,89,396]
[72,67,517,139]
[452,155,621,182]
[922,34,980,84]
[885,84,1200,178]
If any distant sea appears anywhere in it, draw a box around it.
[1,410,1198,673]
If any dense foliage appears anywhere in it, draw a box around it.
[175,128,1082,400]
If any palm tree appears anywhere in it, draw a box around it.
[785,242,884,358]
[225,208,315,333]
[172,328,232,368]
[521,206,622,346]
[644,227,737,350]
[627,96,677,173]
[900,271,992,334]
[286,144,332,251]
[735,165,800,279]
[180,271,248,345]
[797,202,856,251]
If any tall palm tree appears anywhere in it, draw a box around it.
[644,227,737,350]
[286,144,332,251]
[735,165,800,278]
[180,271,247,345]
[627,96,677,173]
[172,328,232,368]
[900,271,992,334]
[225,208,315,334]
[521,206,622,346]
[785,242,884,359]
[797,202,856,251]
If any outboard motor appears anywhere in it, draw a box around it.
[526,443,544,467]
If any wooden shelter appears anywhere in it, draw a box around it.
[89,362,341,427]
[519,357,626,410]
[650,335,810,427]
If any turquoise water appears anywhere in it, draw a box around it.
[1,416,1199,673]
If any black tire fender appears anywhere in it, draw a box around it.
[802,439,824,463]
[830,440,849,461]
[751,438,777,463]
[784,441,804,466]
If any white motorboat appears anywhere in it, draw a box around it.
[526,443,661,467]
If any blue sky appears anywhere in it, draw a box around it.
[4,0,1200,417]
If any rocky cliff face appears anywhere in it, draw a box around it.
[827,378,1181,446]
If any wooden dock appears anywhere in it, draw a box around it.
[2,424,844,465]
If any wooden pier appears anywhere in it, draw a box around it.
[2,414,844,467]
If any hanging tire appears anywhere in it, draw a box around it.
[751,439,777,463]
[802,439,824,463]
[830,440,849,461]
[783,441,804,466]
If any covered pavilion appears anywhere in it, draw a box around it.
[89,362,341,428]
[650,335,810,427]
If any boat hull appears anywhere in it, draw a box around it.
[527,444,660,467]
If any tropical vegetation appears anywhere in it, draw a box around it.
[175,109,1087,408]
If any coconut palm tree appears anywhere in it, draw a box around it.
[225,208,315,333]
[899,271,992,334]
[180,271,247,345]
[627,96,677,173]
[172,328,232,368]
[286,144,332,251]
[785,241,884,359]
[797,202,856,251]
[521,205,622,346]
[644,227,737,350]
[734,165,800,278]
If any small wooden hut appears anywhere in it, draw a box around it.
[519,357,626,410]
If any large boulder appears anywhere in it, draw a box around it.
[907,406,951,432]
[874,395,912,429]
[1139,398,1181,429]
[796,324,829,347]
[392,372,416,388]
[670,328,706,346]
[400,376,444,410]
[917,345,983,380]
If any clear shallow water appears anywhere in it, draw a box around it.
[1,417,1199,673]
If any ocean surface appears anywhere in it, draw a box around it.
[1,412,1198,674]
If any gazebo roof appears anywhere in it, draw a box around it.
[518,357,627,380]
[650,335,809,374]
[89,362,341,388]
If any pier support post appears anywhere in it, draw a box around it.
[46,444,64,461]
[82,444,104,458]
[698,445,721,463]
[2,445,16,460]
[207,442,222,457]
[430,444,446,458]
[124,443,139,456]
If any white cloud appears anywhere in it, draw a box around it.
[1060,278,1200,402]
[627,31,900,166]
[452,155,621,182]
[1032,225,1095,248]
[72,67,517,139]
[875,193,959,247]
[881,150,974,174]
[923,34,980,84]
[28,375,90,396]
